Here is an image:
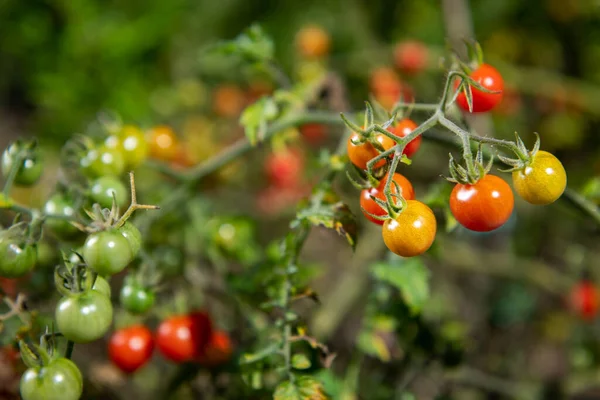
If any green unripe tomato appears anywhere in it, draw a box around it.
[20,357,83,400]
[90,176,128,209]
[0,240,36,278]
[120,282,155,314]
[117,125,149,168]
[2,142,43,186]
[43,194,79,238]
[92,276,112,298]
[80,145,125,178]
[83,230,133,276]
[55,290,113,343]
[118,222,142,257]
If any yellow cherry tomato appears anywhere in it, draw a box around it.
[118,125,149,168]
[147,125,178,162]
[382,200,437,257]
[512,150,567,205]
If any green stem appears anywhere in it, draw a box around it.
[2,152,25,197]
[65,340,75,359]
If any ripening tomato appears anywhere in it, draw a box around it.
[147,126,178,162]
[108,325,154,373]
[55,289,113,343]
[81,145,126,178]
[0,239,36,278]
[300,123,326,145]
[90,176,128,210]
[512,151,566,205]
[455,64,504,113]
[376,119,422,158]
[156,312,212,363]
[44,194,80,238]
[570,281,599,320]
[213,85,247,118]
[1,142,43,186]
[393,40,429,75]
[347,133,386,170]
[83,230,133,276]
[120,281,155,314]
[20,357,83,400]
[118,125,149,168]
[360,173,415,225]
[197,331,233,366]
[265,149,304,188]
[295,25,331,58]
[450,174,514,232]
[382,200,437,257]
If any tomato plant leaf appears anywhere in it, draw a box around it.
[371,257,430,314]
[212,24,274,62]
[292,353,311,370]
[240,97,279,145]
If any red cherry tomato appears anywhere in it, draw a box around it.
[376,119,422,159]
[347,133,386,170]
[360,173,415,225]
[393,40,429,75]
[156,312,212,363]
[300,124,326,145]
[455,64,504,113]
[197,330,233,366]
[108,325,154,373]
[570,281,600,320]
[449,174,514,232]
[265,149,304,188]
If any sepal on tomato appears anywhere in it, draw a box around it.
[497,132,541,172]
[19,341,51,369]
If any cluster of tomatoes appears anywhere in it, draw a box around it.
[109,312,232,374]
[351,63,568,257]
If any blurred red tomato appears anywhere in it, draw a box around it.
[393,40,429,75]
[265,149,305,188]
[197,330,233,366]
[300,124,327,145]
[570,281,599,320]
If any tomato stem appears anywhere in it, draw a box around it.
[65,340,75,360]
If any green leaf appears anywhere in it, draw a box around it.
[292,354,312,370]
[239,97,279,145]
[296,185,357,249]
[212,24,274,62]
[274,376,329,400]
[371,258,430,314]
[0,194,13,209]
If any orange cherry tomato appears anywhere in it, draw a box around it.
[449,174,514,232]
[213,84,246,118]
[147,126,178,162]
[295,25,331,58]
[347,133,385,170]
[376,119,422,159]
[360,173,415,225]
[382,200,437,257]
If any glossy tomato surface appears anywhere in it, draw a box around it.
[382,200,437,257]
[156,312,213,363]
[109,325,154,373]
[376,119,422,158]
[360,173,415,225]
[456,64,504,113]
[513,151,567,205]
[347,133,385,170]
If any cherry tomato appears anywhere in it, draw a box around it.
[455,64,504,113]
[449,174,514,232]
[360,173,415,225]
[382,200,437,257]
[376,119,422,158]
[20,357,83,400]
[393,40,429,75]
[81,145,125,178]
[120,281,154,314]
[213,85,247,118]
[265,149,304,188]
[347,133,385,170]
[118,222,142,258]
[1,142,43,186]
[90,176,128,210]
[197,331,233,366]
[118,125,149,168]
[0,239,36,278]
[92,276,111,298]
[147,126,178,161]
[512,151,566,205]
[108,325,154,373]
[83,230,133,276]
[295,25,331,58]
[570,281,599,320]
[55,289,113,343]
[43,194,80,238]
[156,312,212,363]
[300,124,326,146]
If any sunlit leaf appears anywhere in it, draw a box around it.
[240,97,279,145]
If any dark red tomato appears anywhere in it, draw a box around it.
[300,124,326,145]
[196,330,233,367]
[449,174,514,232]
[156,312,212,363]
[570,281,599,320]
[108,325,154,373]
[455,64,504,113]
[376,119,422,158]
[360,173,415,225]
[265,149,304,188]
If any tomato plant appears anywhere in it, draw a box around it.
[55,289,113,343]
[156,312,212,363]
[456,64,504,113]
[382,200,437,257]
[108,325,154,373]
[360,173,415,225]
[376,119,422,158]
[20,357,83,400]
[449,174,514,232]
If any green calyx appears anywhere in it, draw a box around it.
[447,145,494,185]
[497,132,541,173]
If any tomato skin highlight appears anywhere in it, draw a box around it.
[0,241,36,278]
[456,64,504,113]
[118,125,149,168]
[347,133,385,170]
[382,200,437,257]
[55,290,113,343]
[360,173,415,225]
[1,143,43,186]
[156,312,213,363]
[449,174,514,232]
[376,119,422,159]
[147,126,178,162]
[570,281,600,320]
[512,151,567,205]
[108,325,154,373]
[20,357,83,400]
